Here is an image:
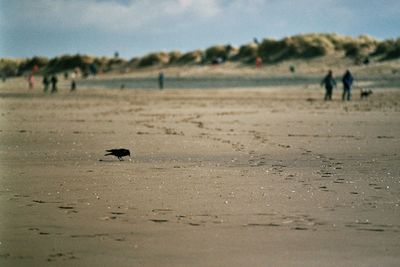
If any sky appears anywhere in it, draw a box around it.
[1,0,399,59]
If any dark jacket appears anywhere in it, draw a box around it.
[321,74,336,90]
[342,71,353,90]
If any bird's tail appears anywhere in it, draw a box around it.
[104,153,112,156]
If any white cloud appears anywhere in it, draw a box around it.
[176,0,221,16]
[2,0,399,58]
[4,0,399,36]
[3,0,223,32]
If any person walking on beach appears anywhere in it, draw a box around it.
[50,74,58,93]
[158,71,164,90]
[42,75,50,92]
[70,71,77,92]
[255,57,262,68]
[71,80,77,92]
[321,70,336,101]
[342,69,353,101]
[28,74,35,90]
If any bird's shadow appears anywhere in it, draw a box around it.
[98,158,132,162]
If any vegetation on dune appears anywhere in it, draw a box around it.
[235,43,258,62]
[176,50,204,64]
[127,57,140,67]
[1,33,399,77]
[372,40,396,56]
[18,56,49,74]
[47,54,93,72]
[342,35,378,58]
[138,52,169,67]
[373,38,400,60]
[259,34,336,62]
[204,45,236,62]
[168,51,182,64]
[384,39,400,60]
[0,58,22,76]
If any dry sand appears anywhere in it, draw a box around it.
[0,75,399,266]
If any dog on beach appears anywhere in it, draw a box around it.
[360,89,373,99]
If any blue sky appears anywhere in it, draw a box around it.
[1,0,399,58]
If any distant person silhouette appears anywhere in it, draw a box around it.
[51,74,58,93]
[342,70,353,101]
[42,75,50,92]
[253,37,260,45]
[158,71,164,90]
[70,72,77,92]
[321,70,336,101]
[71,80,77,92]
[28,74,34,90]
[256,57,262,68]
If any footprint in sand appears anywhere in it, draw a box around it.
[285,174,295,180]
[39,232,50,235]
[320,171,333,177]
[152,208,173,213]
[333,179,345,184]
[164,127,184,135]
[292,227,308,230]
[345,222,391,233]
[58,206,78,213]
[32,200,47,203]
[246,223,280,227]
[278,144,291,148]
[47,252,77,262]
[150,219,169,223]
[58,206,75,209]
[136,131,150,135]
[29,227,47,234]
[319,186,329,191]
[110,212,125,215]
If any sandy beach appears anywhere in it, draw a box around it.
[0,72,400,266]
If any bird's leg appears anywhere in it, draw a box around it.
[119,157,123,161]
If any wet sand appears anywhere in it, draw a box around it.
[0,78,400,266]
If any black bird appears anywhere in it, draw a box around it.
[104,149,131,161]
